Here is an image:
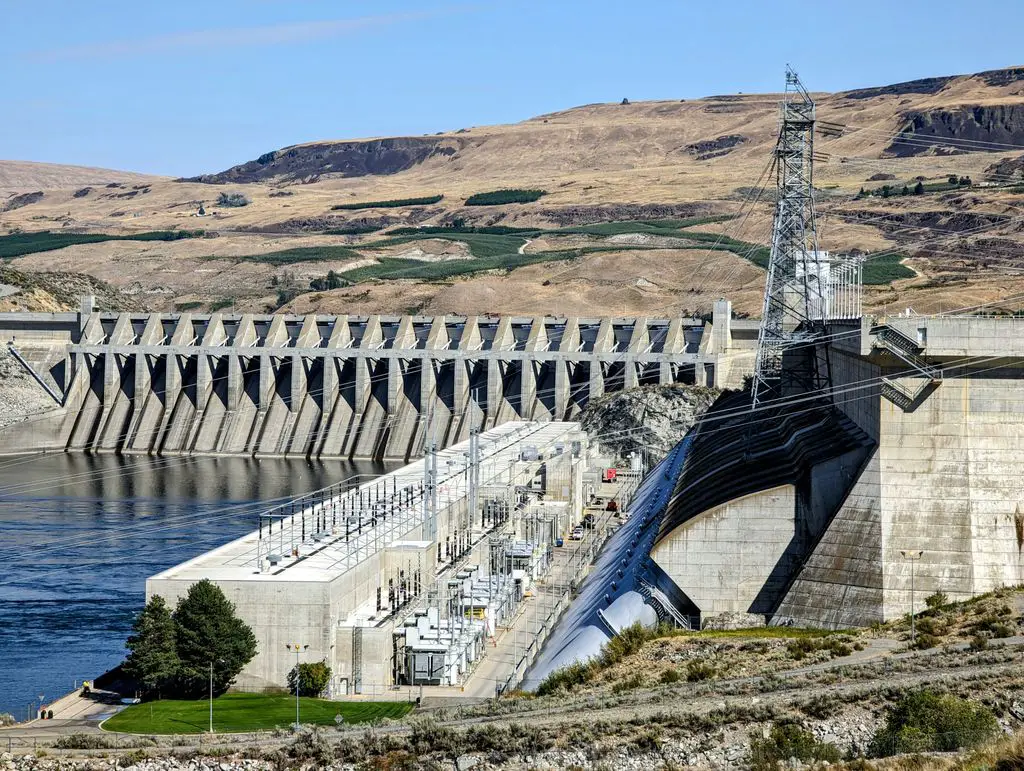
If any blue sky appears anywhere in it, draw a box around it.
[4,0,1024,177]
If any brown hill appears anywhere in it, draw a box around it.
[5,66,1024,317]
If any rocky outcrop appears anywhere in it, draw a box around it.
[2,191,43,212]
[580,384,719,462]
[685,134,747,161]
[0,347,58,429]
[886,105,1024,156]
[0,267,141,312]
[185,138,461,184]
[839,75,954,100]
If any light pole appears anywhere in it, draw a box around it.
[209,658,225,733]
[286,643,309,729]
[900,550,924,646]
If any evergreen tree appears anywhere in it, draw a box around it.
[123,595,179,696]
[172,580,257,696]
[913,181,925,195]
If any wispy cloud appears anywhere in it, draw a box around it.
[27,10,459,62]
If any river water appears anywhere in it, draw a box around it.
[0,453,386,720]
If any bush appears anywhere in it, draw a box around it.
[786,636,852,661]
[464,188,547,206]
[924,592,949,611]
[868,689,998,757]
[309,270,347,291]
[750,723,840,770]
[659,668,681,684]
[288,660,331,697]
[331,195,443,211]
[991,622,1015,639]
[611,673,646,693]
[801,694,840,719]
[600,623,655,667]
[535,661,593,696]
[686,660,717,682]
[914,633,940,650]
[970,634,990,651]
[216,192,250,208]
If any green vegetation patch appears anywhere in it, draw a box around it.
[559,215,736,237]
[206,246,363,266]
[465,188,547,206]
[751,724,840,770]
[103,693,412,734]
[341,250,578,284]
[331,195,443,211]
[0,230,205,260]
[868,689,998,757]
[360,232,527,260]
[862,253,915,284]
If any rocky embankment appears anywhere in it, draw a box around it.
[579,384,719,462]
[0,347,58,428]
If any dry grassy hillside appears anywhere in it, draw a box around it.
[5,67,1024,316]
[0,160,162,194]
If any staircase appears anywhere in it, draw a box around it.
[872,324,942,411]
[637,578,692,629]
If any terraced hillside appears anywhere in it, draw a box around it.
[6,66,1024,315]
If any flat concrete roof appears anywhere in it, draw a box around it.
[149,421,581,585]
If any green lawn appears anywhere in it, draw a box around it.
[103,693,413,735]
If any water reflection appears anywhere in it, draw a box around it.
[0,453,386,718]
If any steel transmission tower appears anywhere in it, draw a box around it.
[751,67,831,408]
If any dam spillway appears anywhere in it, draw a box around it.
[0,299,753,460]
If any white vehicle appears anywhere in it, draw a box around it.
[570,526,585,540]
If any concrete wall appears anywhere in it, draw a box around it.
[650,485,796,619]
[776,340,1024,627]
[145,577,334,690]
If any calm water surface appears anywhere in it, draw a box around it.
[0,453,386,720]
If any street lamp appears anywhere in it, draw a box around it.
[286,643,310,729]
[209,658,225,733]
[900,550,924,646]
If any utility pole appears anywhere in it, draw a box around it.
[900,550,924,646]
[752,67,832,407]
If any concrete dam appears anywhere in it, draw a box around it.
[0,299,753,460]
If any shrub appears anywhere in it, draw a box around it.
[868,689,998,757]
[536,661,593,695]
[309,270,348,291]
[600,623,654,667]
[287,727,333,766]
[801,694,840,719]
[659,668,682,684]
[216,192,250,208]
[924,592,949,611]
[914,633,940,650]
[991,622,1014,639]
[970,634,990,651]
[686,660,717,682]
[915,616,944,637]
[611,673,646,693]
[464,188,547,206]
[331,195,443,211]
[288,659,331,697]
[750,723,840,770]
